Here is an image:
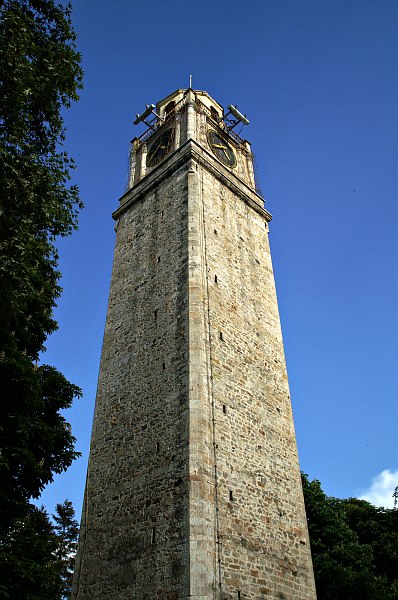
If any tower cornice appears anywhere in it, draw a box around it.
[114,138,272,223]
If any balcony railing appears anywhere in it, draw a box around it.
[132,91,250,154]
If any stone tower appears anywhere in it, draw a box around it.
[72,89,317,600]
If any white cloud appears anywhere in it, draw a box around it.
[359,469,398,509]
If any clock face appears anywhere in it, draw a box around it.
[147,128,174,167]
[207,130,237,168]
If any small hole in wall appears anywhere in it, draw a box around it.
[151,527,156,544]
[222,404,226,414]
[162,362,166,371]
[156,442,160,453]
[214,229,218,235]
[219,331,224,341]
[238,592,241,600]
[154,309,158,319]
[229,490,234,501]
[214,274,218,283]
[161,211,164,219]
[157,256,161,263]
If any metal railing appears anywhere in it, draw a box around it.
[194,96,249,151]
[134,95,187,146]
[132,91,251,157]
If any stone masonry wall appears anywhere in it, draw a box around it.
[73,165,191,599]
[195,164,317,599]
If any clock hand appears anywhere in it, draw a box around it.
[213,144,231,160]
[151,138,165,156]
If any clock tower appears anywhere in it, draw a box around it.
[72,88,317,600]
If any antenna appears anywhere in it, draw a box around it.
[134,104,156,125]
[189,74,192,88]
[133,104,162,130]
[223,104,250,130]
[227,105,249,126]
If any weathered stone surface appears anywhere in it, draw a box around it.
[72,89,317,600]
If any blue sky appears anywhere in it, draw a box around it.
[36,0,398,519]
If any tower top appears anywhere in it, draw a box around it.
[155,88,224,122]
[133,88,250,143]
[125,86,265,215]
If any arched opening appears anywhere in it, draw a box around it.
[164,101,175,120]
[210,106,219,122]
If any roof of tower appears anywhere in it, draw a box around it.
[156,89,224,114]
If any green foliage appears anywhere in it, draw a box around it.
[0,0,83,596]
[0,504,63,600]
[0,355,82,530]
[0,0,83,359]
[341,498,398,599]
[302,473,398,600]
[53,500,79,598]
[0,501,79,600]
[0,0,82,518]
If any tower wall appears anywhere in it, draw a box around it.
[195,164,315,598]
[73,164,192,599]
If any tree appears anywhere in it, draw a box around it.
[302,473,398,600]
[0,504,63,600]
[0,501,80,600]
[0,0,83,360]
[0,361,82,529]
[53,500,79,598]
[0,0,83,595]
[341,497,398,599]
[0,0,83,527]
